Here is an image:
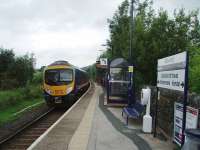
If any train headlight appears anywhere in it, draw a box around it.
[66,87,73,94]
[46,89,52,95]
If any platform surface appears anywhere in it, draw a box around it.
[29,84,175,150]
[28,84,95,150]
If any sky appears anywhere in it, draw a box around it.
[0,0,199,68]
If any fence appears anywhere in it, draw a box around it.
[148,86,200,137]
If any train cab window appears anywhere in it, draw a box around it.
[45,70,59,83]
[60,69,73,82]
[45,69,73,85]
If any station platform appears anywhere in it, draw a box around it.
[28,83,174,150]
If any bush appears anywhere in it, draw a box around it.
[0,48,35,89]
[190,53,200,94]
[0,89,24,109]
[32,71,43,85]
[23,84,43,99]
[0,78,18,90]
[9,55,35,87]
[0,84,43,110]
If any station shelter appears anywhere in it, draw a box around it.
[95,59,107,86]
[107,58,130,104]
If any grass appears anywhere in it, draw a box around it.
[0,84,44,125]
[0,98,43,125]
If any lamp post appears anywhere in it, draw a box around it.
[99,44,110,103]
[129,0,134,61]
[128,0,135,106]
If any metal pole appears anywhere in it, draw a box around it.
[111,45,113,58]
[154,88,159,137]
[107,60,110,104]
[129,0,134,61]
[181,51,189,146]
[128,0,135,105]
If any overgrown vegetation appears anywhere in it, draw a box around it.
[0,97,42,124]
[84,65,96,81]
[0,48,35,89]
[101,0,200,93]
[0,48,44,124]
[0,85,41,109]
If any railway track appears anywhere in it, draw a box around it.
[0,108,66,150]
[0,83,90,150]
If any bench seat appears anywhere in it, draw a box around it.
[122,102,144,125]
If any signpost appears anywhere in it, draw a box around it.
[155,51,189,146]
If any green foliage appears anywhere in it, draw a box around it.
[104,0,200,93]
[0,48,35,89]
[0,97,42,125]
[85,64,96,81]
[32,71,43,85]
[10,54,35,87]
[107,0,130,58]
[0,48,15,73]
[0,89,23,110]
[189,48,200,93]
[0,85,42,110]
[24,84,42,99]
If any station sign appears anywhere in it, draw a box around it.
[96,58,107,69]
[155,51,189,146]
[100,58,108,66]
[174,102,199,146]
[157,52,186,91]
[158,52,186,71]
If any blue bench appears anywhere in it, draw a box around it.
[122,102,145,125]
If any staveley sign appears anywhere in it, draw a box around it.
[157,52,187,91]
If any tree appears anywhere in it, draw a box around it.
[0,48,35,89]
[0,48,15,73]
[10,54,35,87]
[189,47,200,93]
[103,0,200,93]
[107,0,130,58]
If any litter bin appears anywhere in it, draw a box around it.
[182,129,200,150]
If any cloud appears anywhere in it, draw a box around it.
[153,0,200,15]
[0,0,199,68]
[0,0,123,68]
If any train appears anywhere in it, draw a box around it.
[43,60,89,107]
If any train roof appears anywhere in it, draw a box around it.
[48,60,70,66]
[46,60,86,73]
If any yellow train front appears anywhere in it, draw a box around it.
[43,61,89,107]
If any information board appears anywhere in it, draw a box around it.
[157,52,186,91]
[157,69,185,91]
[174,102,199,146]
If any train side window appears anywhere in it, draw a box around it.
[75,69,81,85]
